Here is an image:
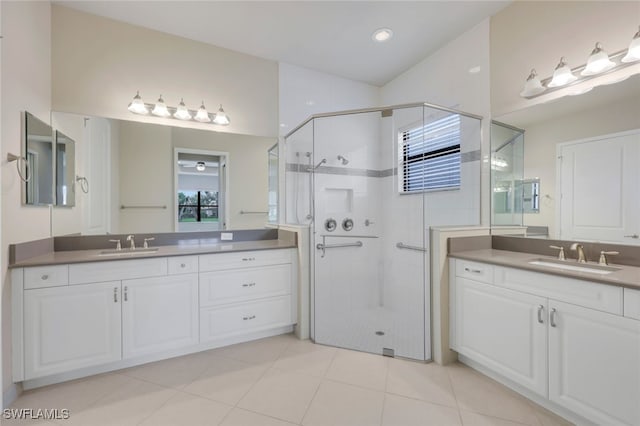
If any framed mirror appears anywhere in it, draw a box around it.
[491,73,640,246]
[24,112,55,206]
[55,130,76,207]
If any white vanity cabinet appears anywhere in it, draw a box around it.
[122,274,199,358]
[23,281,122,380]
[199,249,294,342]
[450,258,640,426]
[12,247,297,387]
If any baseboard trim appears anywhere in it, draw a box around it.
[3,383,19,409]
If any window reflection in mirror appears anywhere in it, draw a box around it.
[268,143,278,223]
[24,112,55,206]
[55,130,76,207]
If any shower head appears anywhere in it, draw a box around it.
[308,158,327,171]
[337,155,349,165]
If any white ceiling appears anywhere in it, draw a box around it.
[55,0,509,86]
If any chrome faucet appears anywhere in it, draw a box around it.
[126,235,136,250]
[549,245,565,260]
[143,237,155,249]
[570,243,587,263]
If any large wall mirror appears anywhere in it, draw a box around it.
[24,112,55,205]
[50,111,276,236]
[55,130,76,207]
[490,73,640,246]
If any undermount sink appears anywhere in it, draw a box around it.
[97,248,159,257]
[528,258,620,275]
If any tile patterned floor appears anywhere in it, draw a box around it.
[6,334,573,426]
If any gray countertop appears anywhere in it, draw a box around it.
[449,248,640,290]
[10,239,297,268]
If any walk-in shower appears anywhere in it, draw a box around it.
[284,103,482,361]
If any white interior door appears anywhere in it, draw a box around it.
[82,117,112,235]
[559,130,640,244]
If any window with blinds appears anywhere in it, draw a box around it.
[400,114,461,193]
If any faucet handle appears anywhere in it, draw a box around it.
[143,237,155,249]
[108,239,122,251]
[598,251,619,265]
[549,245,565,261]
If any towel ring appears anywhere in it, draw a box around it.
[75,176,89,193]
[7,153,31,182]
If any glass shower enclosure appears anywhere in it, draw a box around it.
[284,104,482,361]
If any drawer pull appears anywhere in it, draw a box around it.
[242,257,256,262]
[464,267,482,274]
[124,286,128,302]
[242,282,256,288]
[242,315,256,321]
[114,287,118,303]
[180,263,186,268]
[41,274,49,280]
[537,305,544,324]
[550,308,557,328]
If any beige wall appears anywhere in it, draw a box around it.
[523,95,640,237]
[1,0,51,403]
[117,121,275,233]
[52,5,279,138]
[491,1,640,116]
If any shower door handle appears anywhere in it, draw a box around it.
[316,241,363,258]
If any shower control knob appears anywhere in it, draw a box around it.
[324,218,337,232]
[342,218,354,231]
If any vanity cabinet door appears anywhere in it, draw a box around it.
[24,281,122,380]
[548,300,640,426]
[456,278,548,397]
[122,274,199,359]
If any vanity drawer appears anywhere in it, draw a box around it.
[495,266,623,315]
[199,249,293,272]
[455,259,494,284]
[167,256,198,275]
[24,265,69,289]
[200,264,291,307]
[200,296,292,341]
[69,258,168,284]
[624,288,640,321]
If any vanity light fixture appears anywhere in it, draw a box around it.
[372,28,393,42]
[127,91,149,115]
[581,43,615,76]
[195,161,206,172]
[212,104,230,126]
[194,102,212,123]
[519,69,546,97]
[547,57,577,88]
[520,26,640,99]
[621,26,640,63]
[127,92,231,126]
[173,98,192,120]
[151,95,171,118]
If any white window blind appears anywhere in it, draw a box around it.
[400,114,461,193]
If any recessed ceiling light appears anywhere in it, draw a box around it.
[468,66,481,74]
[372,28,393,42]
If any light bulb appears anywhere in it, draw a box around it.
[519,69,546,97]
[127,91,149,115]
[372,28,393,42]
[194,102,211,123]
[581,43,615,76]
[173,98,192,120]
[547,57,577,88]
[622,26,640,63]
[151,95,170,117]
[212,104,230,125]
[195,161,206,171]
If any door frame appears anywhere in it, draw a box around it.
[174,148,230,231]
[555,128,640,241]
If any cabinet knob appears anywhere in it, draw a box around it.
[180,263,186,268]
[41,274,49,280]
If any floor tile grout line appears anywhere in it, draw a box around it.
[298,376,323,425]
[379,392,388,426]
[383,389,460,410]
[134,388,180,426]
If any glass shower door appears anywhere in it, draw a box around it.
[311,107,428,361]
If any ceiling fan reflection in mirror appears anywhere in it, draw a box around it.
[177,160,219,172]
